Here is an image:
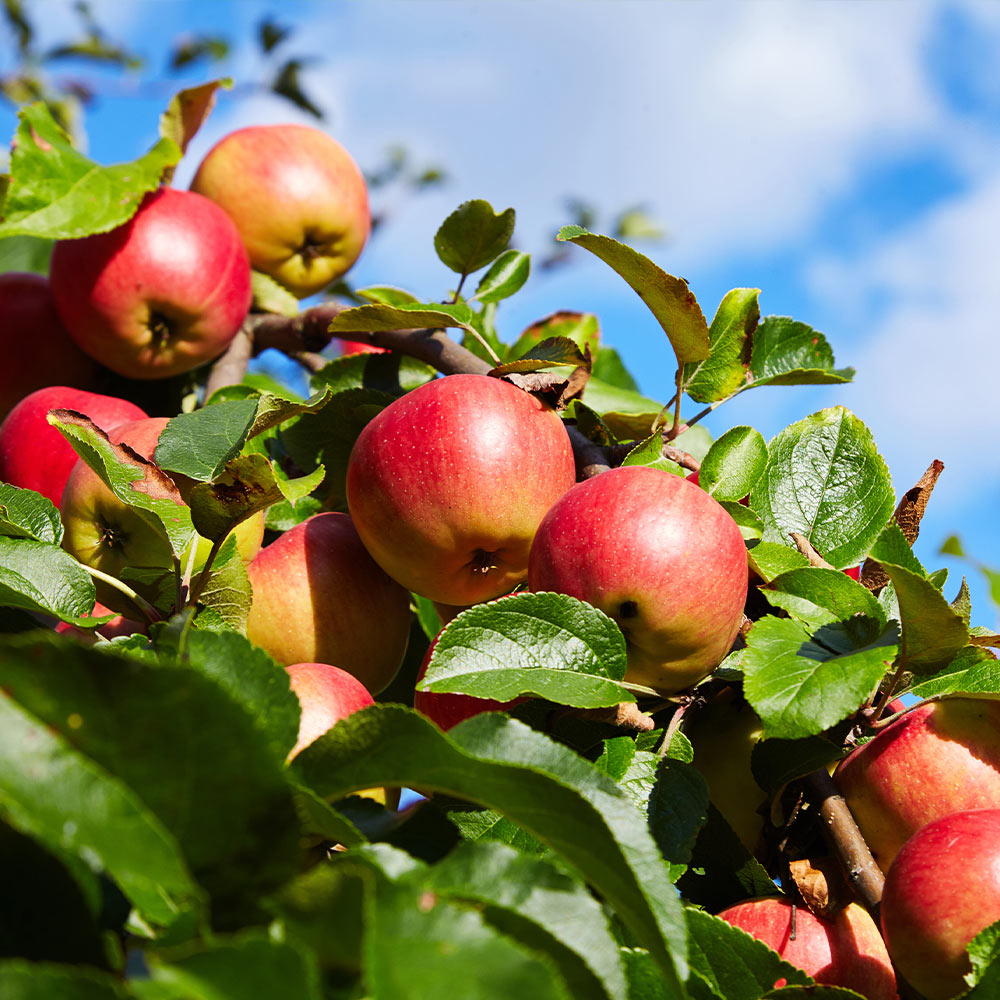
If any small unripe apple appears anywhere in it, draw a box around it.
[834,695,1000,871]
[0,273,98,418]
[717,897,897,1000]
[190,124,370,298]
[49,188,252,379]
[881,809,1000,1000]
[529,466,748,695]
[60,416,264,616]
[346,374,577,606]
[246,512,411,694]
[0,386,147,505]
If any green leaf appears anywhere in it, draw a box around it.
[0,234,52,274]
[0,962,133,1000]
[0,632,300,928]
[590,346,640,393]
[869,522,972,673]
[751,408,895,568]
[327,300,480,339]
[418,593,633,708]
[0,483,62,542]
[699,427,767,501]
[686,908,811,1000]
[499,336,588,373]
[621,434,684,475]
[250,269,299,316]
[906,646,1000,699]
[510,311,601,362]
[309,352,437,397]
[474,249,530,303]
[747,316,855,388]
[0,536,97,624]
[682,288,760,404]
[48,410,194,558]
[434,199,515,275]
[158,80,229,158]
[750,735,845,796]
[718,502,763,543]
[135,932,322,1000]
[0,103,180,239]
[762,567,886,629]
[647,760,710,881]
[966,920,1000,994]
[742,615,899,739]
[557,226,710,366]
[356,285,420,306]
[582,379,664,418]
[423,841,627,1000]
[746,541,810,583]
[193,537,252,634]
[294,706,689,992]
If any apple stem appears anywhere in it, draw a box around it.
[78,563,161,624]
[867,659,907,724]
[806,769,885,913]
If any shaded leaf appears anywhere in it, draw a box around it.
[682,288,759,404]
[435,200,515,276]
[271,59,323,119]
[158,80,229,159]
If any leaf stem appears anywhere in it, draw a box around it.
[79,563,160,624]
[665,369,684,441]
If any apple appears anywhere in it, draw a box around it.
[246,512,411,694]
[335,338,386,356]
[528,466,748,695]
[60,416,265,616]
[346,374,577,606]
[717,897,897,1000]
[0,273,99,419]
[834,695,1000,871]
[54,599,145,644]
[49,188,252,380]
[686,688,766,853]
[190,124,370,298]
[881,809,1000,1000]
[0,386,147,505]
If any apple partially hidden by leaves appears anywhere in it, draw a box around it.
[880,808,1000,1000]
[529,465,748,695]
[191,124,370,298]
[0,273,98,419]
[346,374,577,606]
[0,386,148,506]
[834,695,1000,871]
[246,512,411,694]
[60,416,264,616]
[49,188,252,379]
[718,897,897,1000]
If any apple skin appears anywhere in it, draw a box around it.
[0,386,147,506]
[49,188,252,380]
[190,124,370,298]
[60,416,265,616]
[346,374,577,606]
[0,273,99,419]
[686,688,765,853]
[834,696,1000,871]
[880,808,1000,1000]
[336,338,386,356]
[717,897,897,1000]
[246,512,411,694]
[528,466,748,695]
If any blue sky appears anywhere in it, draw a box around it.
[4,0,999,625]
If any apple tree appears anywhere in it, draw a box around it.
[1,79,1000,1000]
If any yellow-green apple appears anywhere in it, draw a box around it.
[60,416,264,615]
[686,688,766,853]
[528,466,748,695]
[717,897,897,1000]
[286,661,399,808]
[190,124,369,298]
[49,188,252,379]
[834,695,1000,871]
[0,386,147,505]
[880,808,1000,1000]
[0,273,98,418]
[246,512,410,694]
[346,374,576,606]
[413,631,523,731]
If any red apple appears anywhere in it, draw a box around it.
[717,897,897,1000]
[346,374,577,606]
[834,696,1000,871]
[0,273,98,418]
[246,512,411,694]
[528,466,748,695]
[881,809,1000,1000]
[49,188,252,379]
[335,338,386,356]
[413,631,523,731]
[0,386,147,505]
[190,124,370,298]
[60,416,265,616]
[286,662,375,759]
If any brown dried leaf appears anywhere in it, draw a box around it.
[788,857,845,920]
